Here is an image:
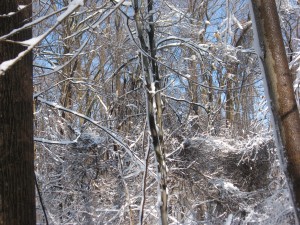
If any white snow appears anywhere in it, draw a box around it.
[114,0,132,6]
[289,52,300,69]
[0,5,28,17]
[57,0,84,22]
[205,20,211,25]
[34,137,77,145]
[190,55,197,61]
[0,11,16,17]
[20,35,43,46]
[126,104,138,109]
[223,181,239,193]
[227,73,235,79]
[0,49,28,76]
[198,28,205,36]
[149,82,156,94]
[0,59,15,75]
[18,5,27,10]
[224,214,233,225]
[232,14,243,29]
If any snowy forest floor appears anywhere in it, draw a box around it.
[35,131,295,224]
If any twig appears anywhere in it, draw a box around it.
[35,173,49,225]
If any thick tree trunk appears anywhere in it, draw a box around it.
[250,0,300,221]
[0,1,35,225]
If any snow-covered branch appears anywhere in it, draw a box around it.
[36,97,145,169]
[0,0,84,76]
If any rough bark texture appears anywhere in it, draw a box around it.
[251,0,300,219]
[0,1,35,224]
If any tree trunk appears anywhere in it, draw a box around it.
[0,1,35,225]
[225,62,238,128]
[250,0,300,221]
[133,0,168,224]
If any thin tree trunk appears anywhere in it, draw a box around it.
[225,78,233,128]
[133,0,168,224]
[250,0,300,222]
[225,62,238,128]
[190,57,199,115]
[0,1,35,224]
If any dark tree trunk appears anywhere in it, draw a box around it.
[250,0,300,221]
[0,1,35,224]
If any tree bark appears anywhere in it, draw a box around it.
[250,0,300,221]
[225,61,238,128]
[0,1,35,224]
[133,0,168,224]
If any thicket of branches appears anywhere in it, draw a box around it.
[3,0,299,224]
